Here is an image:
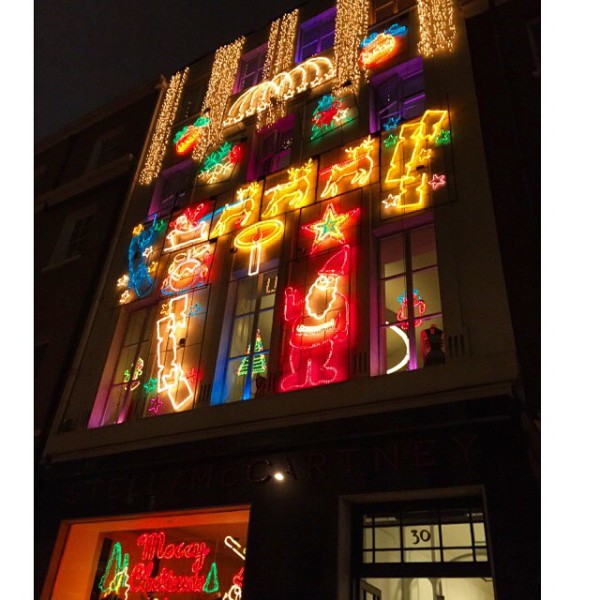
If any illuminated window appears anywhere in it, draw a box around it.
[92,285,211,427]
[251,115,294,179]
[46,507,249,599]
[296,8,336,62]
[371,0,415,24]
[235,44,267,93]
[371,57,425,132]
[217,270,278,403]
[354,497,494,598]
[379,223,443,374]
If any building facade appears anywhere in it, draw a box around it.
[37,0,540,598]
[34,80,165,456]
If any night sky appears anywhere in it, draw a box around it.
[35,0,301,142]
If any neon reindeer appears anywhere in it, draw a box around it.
[210,182,261,238]
[262,159,316,217]
[321,137,375,199]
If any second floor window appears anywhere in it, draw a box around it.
[296,8,336,63]
[371,0,415,24]
[235,45,267,93]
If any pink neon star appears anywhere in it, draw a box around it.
[428,174,446,190]
[148,397,162,414]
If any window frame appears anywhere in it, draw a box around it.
[234,43,268,94]
[377,221,443,374]
[370,0,415,25]
[295,7,337,63]
[248,115,295,180]
[369,57,425,133]
[351,495,492,582]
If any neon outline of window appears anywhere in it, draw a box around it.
[262,158,317,218]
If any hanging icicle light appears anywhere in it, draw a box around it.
[333,0,369,97]
[138,68,189,185]
[259,9,299,129]
[192,37,245,163]
[417,0,457,58]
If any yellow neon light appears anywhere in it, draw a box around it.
[116,274,129,289]
[262,159,316,218]
[155,295,195,412]
[210,181,262,238]
[224,57,335,127]
[234,219,284,276]
[321,136,376,199]
[132,223,144,236]
[165,215,209,252]
[383,110,448,211]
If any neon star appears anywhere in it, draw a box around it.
[382,115,401,131]
[160,302,170,316]
[119,290,132,304]
[188,302,202,317]
[428,174,446,190]
[384,134,398,148]
[418,148,433,162]
[142,245,154,258]
[117,274,129,288]
[147,261,158,274]
[148,396,162,414]
[132,223,144,236]
[305,203,356,252]
[153,219,167,232]
[435,129,451,145]
[143,378,158,394]
[382,193,400,209]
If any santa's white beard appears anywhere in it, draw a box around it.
[306,283,334,315]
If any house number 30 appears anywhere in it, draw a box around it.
[411,529,432,544]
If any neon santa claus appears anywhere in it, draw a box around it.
[280,244,350,391]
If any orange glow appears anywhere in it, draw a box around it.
[47,508,250,600]
[359,33,400,69]
[234,219,284,276]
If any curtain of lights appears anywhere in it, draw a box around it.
[417,0,457,57]
[192,37,246,163]
[138,68,189,185]
[333,0,369,97]
[258,9,299,129]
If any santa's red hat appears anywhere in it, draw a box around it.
[319,244,349,276]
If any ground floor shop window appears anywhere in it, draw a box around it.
[46,507,249,599]
[353,497,494,600]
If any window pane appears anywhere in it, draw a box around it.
[444,548,475,562]
[403,524,440,549]
[363,527,373,549]
[441,522,472,547]
[380,234,405,278]
[473,522,487,545]
[412,267,441,316]
[416,315,445,368]
[236,278,257,315]
[256,310,274,350]
[382,276,406,324]
[224,358,246,402]
[404,549,442,562]
[375,526,400,549]
[374,550,400,563]
[410,226,438,269]
[229,315,254,358]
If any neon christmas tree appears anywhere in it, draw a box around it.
[236,330,267,377]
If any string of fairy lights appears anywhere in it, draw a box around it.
[333,0,369,97]
[140,0,456,181]
[259,9,299,129]
[417,0,457,57]
[191,37,246,163]
[138,68,188,185]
